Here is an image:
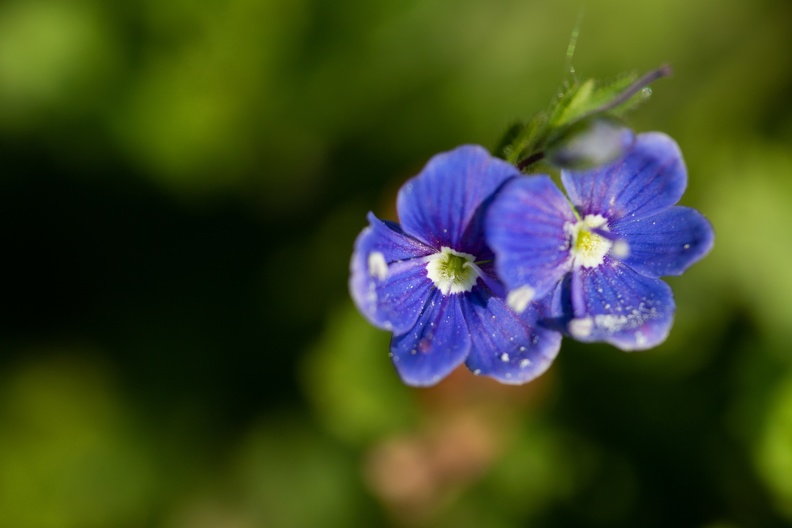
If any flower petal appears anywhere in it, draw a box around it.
[550,259,675,350]
[463,289,562,384]
[397,145,520,254]
[349,212,436,334]
[561,132,686,222]
[390,292,470,386]
[485,175,576,304]
[614,206,715,278]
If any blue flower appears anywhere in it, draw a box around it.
[350,146,562,386]
[486,132,714,350]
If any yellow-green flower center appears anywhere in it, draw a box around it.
[575,229,598,253]
[567,214,613,268]
[426,247,480,295]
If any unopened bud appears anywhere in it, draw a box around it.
[546,119,634,170]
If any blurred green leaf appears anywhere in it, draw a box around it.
[301,303,417,446]
[0,1,118,128]
[756,368,792,520]
[228,418,362,528]
[0,355,156,528]
[703,142,792,341]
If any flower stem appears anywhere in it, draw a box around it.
[516,151,545,171]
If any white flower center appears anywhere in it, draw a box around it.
[426,247,480,295]
[566,214,613,268]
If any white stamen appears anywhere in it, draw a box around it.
[611,239,630,259]
[367,251,388,280]
[507,285,535,314]
[569,317,594,338]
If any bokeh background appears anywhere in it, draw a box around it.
[1,0,791,526]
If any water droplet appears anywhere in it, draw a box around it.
[500,353,510,362]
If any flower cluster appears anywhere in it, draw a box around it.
[349,133,713,387]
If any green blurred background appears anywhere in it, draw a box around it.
[1,0,791,526]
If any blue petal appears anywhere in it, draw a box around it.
[550,259,676,350]
[614,206,715,278]
[561,132,686,222]
[349,212,436,334]
[463,289,561,384]
[486,175,576,303]
[390,292,470,386]
[396,145,520,255]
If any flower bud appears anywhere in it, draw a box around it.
[546,118,635,170]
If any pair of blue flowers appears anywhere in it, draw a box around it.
[350,133,714,386]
